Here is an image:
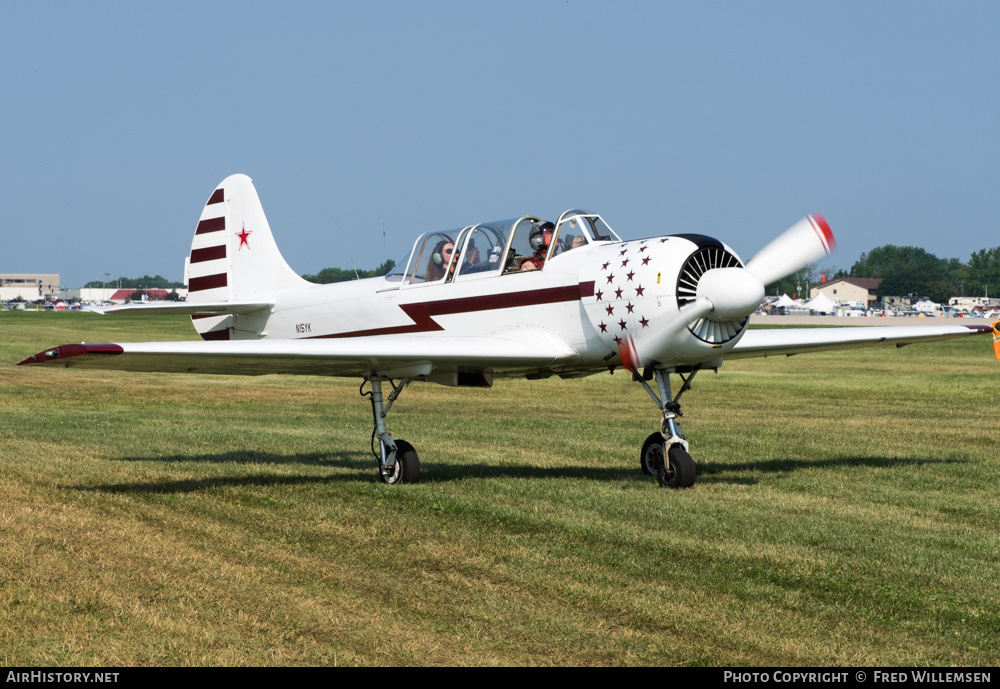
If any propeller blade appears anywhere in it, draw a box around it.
[618,298,715,373]
[744,214,835,287]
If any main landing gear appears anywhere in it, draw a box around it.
[361,377,420,484]
[635,367,698,489]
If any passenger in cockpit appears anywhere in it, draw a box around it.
[426,240,454,282]
[520,222,554,271]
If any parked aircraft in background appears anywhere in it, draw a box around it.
[20,175,993,488]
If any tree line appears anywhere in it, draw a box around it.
[84,275,184,289]
[770,245,1000,303]
[301,259,396,284]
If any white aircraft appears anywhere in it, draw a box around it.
[20,174,992,488]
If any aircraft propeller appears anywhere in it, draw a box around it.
[618,214,835,372]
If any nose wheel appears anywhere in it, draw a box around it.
[635,368,698,489]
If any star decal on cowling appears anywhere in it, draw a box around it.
[236,223,252,250]
[586,240,659,359]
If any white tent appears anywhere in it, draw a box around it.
[803,292,837,314]
[772,293,796,308]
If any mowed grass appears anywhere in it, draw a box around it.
[1,311,998,666]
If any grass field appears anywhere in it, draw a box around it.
[2,311,997,666]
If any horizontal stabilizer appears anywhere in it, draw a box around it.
[84,301,273,317]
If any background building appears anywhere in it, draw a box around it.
[1,273,60,301]
[810,277,882,308]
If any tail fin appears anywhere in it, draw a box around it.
[186,174,308,339]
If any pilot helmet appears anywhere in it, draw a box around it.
[529,222,555,252]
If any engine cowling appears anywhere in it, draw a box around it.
[579,234,751,371]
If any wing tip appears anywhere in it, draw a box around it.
[19,343,124,366]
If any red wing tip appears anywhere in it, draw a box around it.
[809,213,836,253]
[966,325,994,334]
[18,343,124,365]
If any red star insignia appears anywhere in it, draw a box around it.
[638,246,647,253]
[626,271,635,281]
[639,316,650,328]
[606,305,615,316]
[236,224,252,250]
[618,319,628,331]
[602,262,610,270]
[626,302,635,313]
[595,290,603,301]
[641,257,651,266]
[613,335,622,345]
[621,258,629,267]
[614,287,623,299]
[606,273,615,284]
[599,322,608,333]
[619,248,628,256]
[635,285,645,297]
[660,237,669,243]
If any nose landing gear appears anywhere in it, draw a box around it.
[635,368,698,488]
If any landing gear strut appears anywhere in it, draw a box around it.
[361,377,420,484]
[635,367,698,488]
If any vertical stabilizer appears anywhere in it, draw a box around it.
[186,174,308,339]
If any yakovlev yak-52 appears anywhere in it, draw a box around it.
[20,175,993,488]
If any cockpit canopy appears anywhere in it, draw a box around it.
[385,210,620,286]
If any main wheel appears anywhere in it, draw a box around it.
[379,439,421,485]
[640,432,664,476]
[657,445,696,489]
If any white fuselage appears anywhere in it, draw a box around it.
[216,235,750,378]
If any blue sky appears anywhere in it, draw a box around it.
[3,1,998,288]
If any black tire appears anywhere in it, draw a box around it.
[640,433,664,476]
[379,439,421,485]
[657,445,696,489]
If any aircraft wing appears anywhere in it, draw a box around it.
[17,331,578,379]
[726,323,991,359]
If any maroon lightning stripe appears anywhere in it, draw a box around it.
[318,281,596,339]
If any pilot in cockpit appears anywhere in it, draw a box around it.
[519,221,555,271]
[426,239,454,282]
